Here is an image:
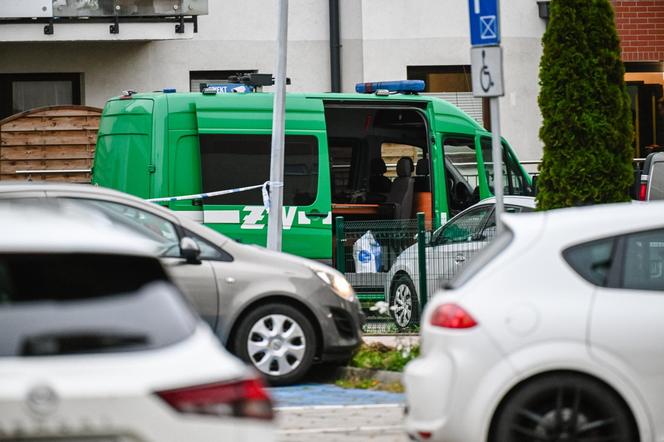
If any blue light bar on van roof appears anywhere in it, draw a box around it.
[163,88,176,93]
[355,80,425,94]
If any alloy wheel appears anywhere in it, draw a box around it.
[496,378,635,442]
[393,283,413,328]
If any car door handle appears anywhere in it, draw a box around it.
[454,255,466,263]
[305,212,328,218]
[225,277,236,284]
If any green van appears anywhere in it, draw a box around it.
[92,81,533,268]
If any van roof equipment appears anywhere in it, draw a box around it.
[355,80,425,94]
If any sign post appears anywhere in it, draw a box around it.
[267,0,289,251]
[468,0,505,234]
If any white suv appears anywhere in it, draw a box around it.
[0,201,275,442]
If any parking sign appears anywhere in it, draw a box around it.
[471,46,504,97]
[468,0,501,46]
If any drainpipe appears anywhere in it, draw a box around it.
[329,0,341,92]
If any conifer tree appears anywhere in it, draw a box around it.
[536,0,634,210]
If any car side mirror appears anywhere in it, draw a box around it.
[180,237,201,264]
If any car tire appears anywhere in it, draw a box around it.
[233,303,316,386]
[389,274,419,329]
[490,373,638,442]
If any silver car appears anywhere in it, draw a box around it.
[385,196,535,328]
[0,183,363,385]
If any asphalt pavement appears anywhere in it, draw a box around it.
[270,384,408,442]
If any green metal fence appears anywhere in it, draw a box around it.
[335,214,429,334]
[335,212,495,334]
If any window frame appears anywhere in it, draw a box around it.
[562,236,618,288]
[431,204,493,246]
[0,73,82,120]
[61,197,233,262]
[614,228,664,292]
[199,133,320,207]
[564,227,664,291]
[178,227,233,263]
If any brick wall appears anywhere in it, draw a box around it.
[613,0,664,62]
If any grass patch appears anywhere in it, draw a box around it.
[350,342,419,372]
[335,377,404,393]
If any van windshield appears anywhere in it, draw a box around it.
[480,138,533,196]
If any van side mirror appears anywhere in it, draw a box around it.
[180,237,201,264]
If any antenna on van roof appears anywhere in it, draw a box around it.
[228,73,292,92]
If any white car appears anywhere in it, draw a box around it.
[0,201,275,442]
[385,196,535,328]
[404,201,664,442]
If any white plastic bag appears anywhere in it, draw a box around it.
[353,230,382,273]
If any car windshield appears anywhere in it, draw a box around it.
[0,253,197,357]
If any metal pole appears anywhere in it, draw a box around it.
[416,212,428,313]
[335,216,345,273]
[328,0,341,92]
[490,97,504,234]
[267,0,289,251]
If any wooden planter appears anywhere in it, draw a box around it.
[0,105,102,183]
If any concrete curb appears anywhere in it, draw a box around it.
[335,366,403,384]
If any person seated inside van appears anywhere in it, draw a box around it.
[367,158,392,203]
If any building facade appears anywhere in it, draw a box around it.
[0,1,661,164]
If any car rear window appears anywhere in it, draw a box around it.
[563,238,614,287]
[0,253,197,357]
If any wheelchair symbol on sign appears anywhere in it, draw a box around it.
[480,50,494,93]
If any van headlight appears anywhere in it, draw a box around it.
[309,263,355,302]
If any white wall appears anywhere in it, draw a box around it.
[0,0,546,161]
[356,0,546,164]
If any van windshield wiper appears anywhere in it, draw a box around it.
[21,331,149,356]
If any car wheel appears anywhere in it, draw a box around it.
[491,373,637,442]
[389,274,419,329]
[233,303,316,386]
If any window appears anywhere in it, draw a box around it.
[622,229,664,291]
[68,199,232,262]
[648,157,664,200]
[480,138,532,196]
[564,238,615,287]
[183,229,232,262]
[189,70,257,92]
[443,137,478,180]
[408,65,485,127]
[434,206,493,245]
[0,254,196,357]
[329,139,360,201]
[69,199,180,258]
[0,73,82,120]
[442,137,478,212]
[481,205,533,241]
[380,143,423,179]
[199,134,319,206]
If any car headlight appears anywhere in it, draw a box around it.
[309,263,356,302]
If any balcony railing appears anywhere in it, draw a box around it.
[0,0,208,35]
